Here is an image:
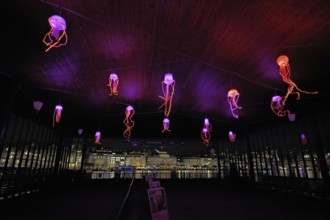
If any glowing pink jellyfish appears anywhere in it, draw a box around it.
[108,73,119,96]
[42,15,68,52]
[228,131,236,142]
[162,118,171,133]
[201,118,212,144]
[95,131,101,144]
[123,106,135,141]
[158,73,175,117]
[270,95,290,117]
[274,55,318,116]
[227,89,242,119]
[201,128,211,144]
[52,105,63,127]
[301,133,307,145]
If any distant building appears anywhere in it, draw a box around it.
[125,152,147,168]
[84,148,218,179]
[86,150,125,172]
[147,149,177,169]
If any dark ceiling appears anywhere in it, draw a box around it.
[1,0,330,139]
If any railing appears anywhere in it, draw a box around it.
[116,177,135,220]
[258,176,327,198]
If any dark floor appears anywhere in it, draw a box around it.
[0,179,329,220]
[161,179,330,220]
[0,179,132,220]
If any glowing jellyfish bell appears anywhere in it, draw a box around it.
[123,105,135,141]
[228,131,236,142]
[204,118,210,126]
[53,104,63,127]
[272,95,282,107]
[159,73,175,117]
[270,95,290,117]
[164,73,174,85]
[108,73,119,96]
[277,55,289,76]
[227,89,242,119]
[125,105,134,116]
[95,131,101,144]
[162,118,171,133]
[42,15,68,52]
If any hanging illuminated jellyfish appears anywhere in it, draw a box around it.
[227,89,242,119]
[123,105,135,141]
[270,95,290,117]
[201,128,211,144]
[272,55,318,117]
[301,133,307,145]
[43,15,68,52]
[52,105,63,127]
[95,131,101,144]
[108,73,119,96]
[228,131,236,142]
[201,118,212,144]
[158,73,175,117]
[162,118,171,133]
